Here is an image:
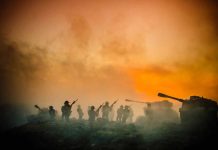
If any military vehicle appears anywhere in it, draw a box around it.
[125,99,172,107]
[125,99,174,111]
[125,99,179,124]
[158,93,218,126]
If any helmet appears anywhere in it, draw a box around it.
[64,100,70,104]
[91,106,95,110]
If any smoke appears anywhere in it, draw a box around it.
[0,36,50,103]
[172,0,218,99]
[0,35,49,130]
[0,0,218,130]
[70,16,92,49]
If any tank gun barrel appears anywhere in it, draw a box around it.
[125,99,149,104]
[158,93,185,103]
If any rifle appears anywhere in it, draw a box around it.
[96,103,104,116]
[96,103,104,112]
[70,99,78,107]
[110,99,119,107]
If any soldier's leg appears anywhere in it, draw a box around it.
[67,115,70,122]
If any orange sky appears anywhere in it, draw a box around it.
[0,0,218,118]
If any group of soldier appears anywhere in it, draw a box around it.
[45,99,134,126]
[35,99,180,127]
[116,105,134,123]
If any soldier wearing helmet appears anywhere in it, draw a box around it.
[61,100,77,122]
[102,101,111,121]
[88,104,103,127]
[122,105,130,123]
[116,105,124,122]
[49,106,56,120]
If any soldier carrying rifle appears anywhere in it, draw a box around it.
[102,100,118,121]
[61,99,78,122]
[88,104,103,127]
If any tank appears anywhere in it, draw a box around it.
[158,93,218,126]
[125,99,173,109]
[125,99,179,124]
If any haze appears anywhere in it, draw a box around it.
[0,0,217,118]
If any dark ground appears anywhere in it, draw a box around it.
[1,121,218,150]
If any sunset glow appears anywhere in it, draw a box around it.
[0,0,217,118]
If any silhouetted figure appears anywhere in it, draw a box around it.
[77,105,84,120]
[109,108,115,121]
[122,105,130,123]
[49,106,56,120]
[116,105,124,122]
[87,106,91,113]
[102,100,118,121]
[88,105,102,127]
[61,100,77,122]
[102,102,111,121]
[144,103,153,121]
[88,106,97,127]
[127,106,134,123]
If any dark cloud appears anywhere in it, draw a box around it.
[0,0,30,28]
[0,36,49,103]
[194,0,218,40]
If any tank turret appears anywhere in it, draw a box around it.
[125,99,179,124]
[125,99,173,108]
[158,93,218,126]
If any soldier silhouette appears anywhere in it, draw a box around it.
[61,100,77,122]
[102,100,118,121]
[122,105,130,123]
[127,106,134,123]
[116,105,124,122]
[77,105,84,120]
[144,103,153,121]
[88,105,100,127]
[88,106,96,127]
[49,106,56,120]
[102,102,111,121]
[88,104,103,127]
